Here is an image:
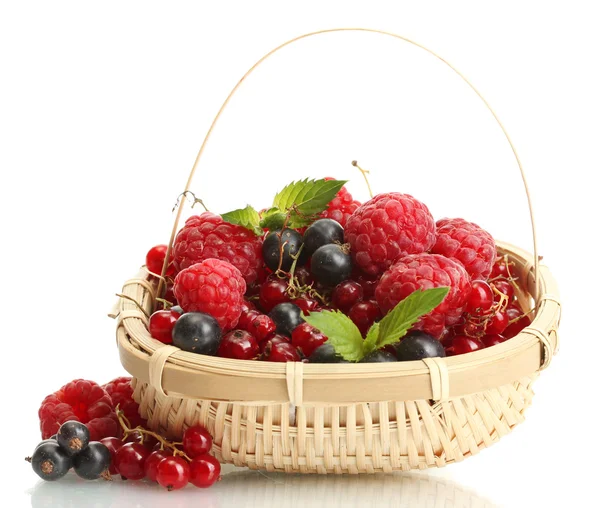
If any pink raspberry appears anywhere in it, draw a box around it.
[319,177,361,227]
[344,193,436,276]
[431,218,496,281]
[375,253,471,338]
[173,212,263,285]
[173,258,246,331]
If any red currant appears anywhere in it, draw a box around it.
[294,266,313,286]
[163,282,177,306]
[348,301,382,336]
[492,280,515,302]
[114,442,150,480]
[217,330,259,360]
[293,294,320,315]
[144,449,171,482]
[259,278,290,312]
[259,334,289,354]
[481,334,507,348]
[238,309,260,330]
[439,328,455,348]
[149,310,180,344]
[240,299,256,314]
[446,335,484,356]
[146,244,175,276]
[491,257,513,279]
[487,310,509,335]
[247,314,276,342]
[353,271,380,299]
[265,341,301,362]
[183,426,213,458]
[156,456,190,491]
[189,454,221,488]
[458,319,485,338]
[100,437,123,474]
[332,280,363,313]
[503,307,532,338]
[466,280,494,315]
[291,322,327,357]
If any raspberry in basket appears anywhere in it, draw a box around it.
[173,258,246,330]
[344,193,436,276]
[375,253,471,338]
[173,212,263,285]
[39,379,119,441]
[319,177,361,227]
[103,377,146,429]
[431,218,496,280]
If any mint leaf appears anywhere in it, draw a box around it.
[259,208,287,230]
[376,287,450,349]
[272,178,347,222]
[362,322,380,357]
[221,205,262,235]
[303,310,364,362]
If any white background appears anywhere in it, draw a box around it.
[1,1,598,506]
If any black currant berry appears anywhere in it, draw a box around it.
[308,342,350,363]
[310,244,352,287]
[31,441,72,481]
[263,228,307,272]
[73,442,112,480]
[172,312,222,355]
[57,421,90,456]
[269,303,303,337]
[303,219,344,255]
[359,350,397,363]
[395,331,446,361]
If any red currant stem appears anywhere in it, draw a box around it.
[351,160,374,198]
[101,470,113,482]
[115,294,150,320]
[491,286,509,310]
[172,191,209,213]
[115,408,193,462]
[508,307,535,325]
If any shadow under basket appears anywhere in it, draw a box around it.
[114,242,560,474]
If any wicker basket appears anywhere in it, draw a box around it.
[113,29,561,474]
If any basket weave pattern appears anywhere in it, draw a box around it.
[132,374,537,473]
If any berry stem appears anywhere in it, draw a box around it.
[172,191,209,213]
[351,160,374,198]
[507,307,534,325]
[116,407,193,462]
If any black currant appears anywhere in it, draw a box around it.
[395,331,446,361]
[31,441,72,481]
[308,342,350,363]
[303,219,344,255]
[268,303,303,337]
[310,244,352,287]
[359,350,397,363]
[73,442,112,480]
[172,312,222,355]
[57,421,90,456]
[262,228,307,272]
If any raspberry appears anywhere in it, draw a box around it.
[345,193,436,276]
[375,253,471,338]
[103,377,146,429]
[431,218,496,280]
[173,212,263,285]
[319,177,361,227]
[39,379,120,441]
[173,258,246,331]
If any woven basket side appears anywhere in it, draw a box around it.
[132,374,537,474]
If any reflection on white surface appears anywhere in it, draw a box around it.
[28,464,497,507]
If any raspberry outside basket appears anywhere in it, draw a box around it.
[112,29,561,474]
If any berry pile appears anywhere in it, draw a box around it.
[31,377,221,490]
[144,177,532,363]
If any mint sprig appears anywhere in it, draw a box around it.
[304,287,450,362]
[221,178,347,233]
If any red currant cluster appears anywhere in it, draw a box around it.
[103,410,220,490]
[443,256,532,355]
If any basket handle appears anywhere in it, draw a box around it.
[160,27,540,302]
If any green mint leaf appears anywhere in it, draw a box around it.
[259,208,287,230]
[221,205,262,235]
[303,310,364,362]
[272,178,348,219]
[376,287,450,349]
[362,322,380,357]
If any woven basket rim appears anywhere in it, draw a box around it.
[115,240,560,404]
